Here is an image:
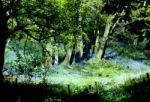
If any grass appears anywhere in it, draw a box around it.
[45,60,150,90]
[4,60,147,89]
[3,60,150,102]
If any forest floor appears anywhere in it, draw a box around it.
[4,59,150,91]
[3,59,150,102]
[42,60,150,90]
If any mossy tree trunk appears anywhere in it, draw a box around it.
[62,44,73,65]
[95,14,118,61]
[78,36,83,58]
[95,22,111,60]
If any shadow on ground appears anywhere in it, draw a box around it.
[125,78,150,102]
[0,81,102,102]
[1,76,150,102]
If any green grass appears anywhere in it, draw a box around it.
[5,60,150,89]
[4,60,150,102]
[44,60,150,90]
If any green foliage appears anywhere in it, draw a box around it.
[5,37,44,79]
[86,60,125,70]
[2,1,150,102]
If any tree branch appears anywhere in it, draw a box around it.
[22,29,40,42]
[39,33,61,41]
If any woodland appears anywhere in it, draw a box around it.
[0,0,150,102]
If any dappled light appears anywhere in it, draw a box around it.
[0,0,150,102]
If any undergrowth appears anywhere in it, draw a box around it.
[2,61,150,102]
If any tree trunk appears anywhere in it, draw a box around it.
[94,6,101,60]
[44,40,52,68]
[94,35,100,56]
[78,36,83,58]
[0,40,7,84]
[0,2,8,84]
[62,44,73,65]
[95,22,111,60]
[70,44,76,64]
[95,14,118,61]
[54,50,59,65]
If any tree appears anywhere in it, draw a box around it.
[80,0,122,61]
[0,0,62,83]
[60,0,85,64]
[102,0,150,59]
